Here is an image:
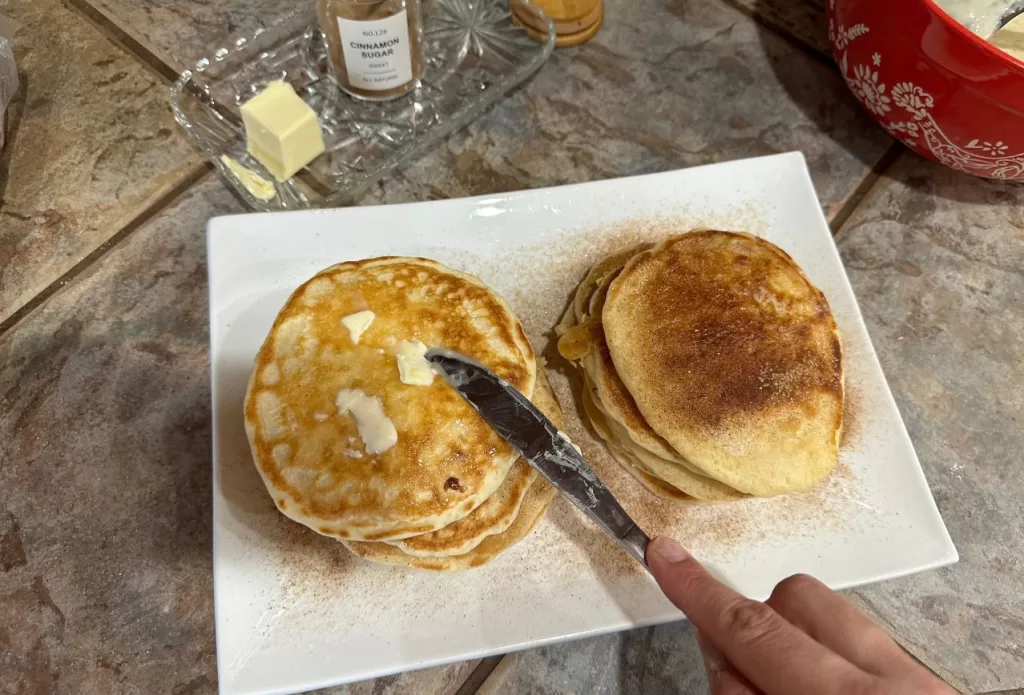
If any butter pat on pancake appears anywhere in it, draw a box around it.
[378,372,563,560]
[341,309,375,344]
[244,257,537,541]
[335,389,397,454]
[344,372,566,569]
[395,339,435,386]
[603,231,843,496]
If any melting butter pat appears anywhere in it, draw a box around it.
[395,340,435,386]
[240,81,325,182]
[558,430,583,456]
[341,310,375,344]
[219,155,276,201]
[336,389,397,455]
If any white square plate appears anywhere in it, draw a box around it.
[209,152,957,695]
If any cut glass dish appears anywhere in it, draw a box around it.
[170,0,554,210]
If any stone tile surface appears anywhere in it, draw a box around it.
[69,0,302,74]
[78,0,891,219]
[837,153,1024,693]
[385,0,892,220]
[0,175,474,694]
[312,661,479,695]
[0,0,204,325]
[11,0,1008,692]
[724,0,830,56]
[428,151,1024,695]
[478,622,709,695]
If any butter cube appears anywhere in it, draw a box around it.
[240,81,325,182]
[395,340,435,386]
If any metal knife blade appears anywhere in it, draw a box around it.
[426,348,651,569]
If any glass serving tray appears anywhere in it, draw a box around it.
[170,1,555,210]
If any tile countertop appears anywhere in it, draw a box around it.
[0,0,205,328]
[77,0,893,217]
[0,1,1022,695]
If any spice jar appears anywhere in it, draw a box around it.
[318,0,424,101]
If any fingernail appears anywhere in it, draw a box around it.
[649,536,690,564]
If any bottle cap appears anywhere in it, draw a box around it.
[511,0,603,47]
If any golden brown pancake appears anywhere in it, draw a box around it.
[581,263,710,468]
[582,374,743,501]
[558,248,743,502]
[385,374,561,557]
[245,257,536,541]
[578,378,690,502]
[607,444,692,503]
[572,245,648,324]
[343,478,559,571]
[343,371,566,570]
[603,231,843,496]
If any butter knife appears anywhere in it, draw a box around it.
[426,348,651,569]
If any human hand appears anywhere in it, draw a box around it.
[646,536,957,695]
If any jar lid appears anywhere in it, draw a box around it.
[511,0,603,46]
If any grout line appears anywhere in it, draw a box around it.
[0,164,212,339]
[45,7,987,695]
[453,656,506,695]
[847,591,971,694]
[0,2,214,341]
[830,143,904,240]
[472,653,515,695]
[718,0,838,70]
[69,0,842,89]
[63,0,180,82]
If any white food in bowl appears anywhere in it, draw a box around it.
[990,13,1024,59]
[934,0,1024,38]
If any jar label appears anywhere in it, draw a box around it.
[337,10,413,91]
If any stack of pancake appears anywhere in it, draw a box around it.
[558,230,843,501]
[244,257,561,571]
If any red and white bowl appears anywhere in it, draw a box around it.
[829,0,1024,180]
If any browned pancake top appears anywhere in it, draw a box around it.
[604,231,842,435]
[244,257,535,541]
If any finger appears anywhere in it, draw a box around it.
[647,537,874,695]
[696,630,762,695]
[766,574,922,677]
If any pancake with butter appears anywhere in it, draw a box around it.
[384,373,560,558]
[343,370,565,570]
[245,257,536,542]
[603,231,843,497]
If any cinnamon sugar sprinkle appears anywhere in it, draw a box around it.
[225,214,871,659]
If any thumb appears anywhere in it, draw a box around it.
[648,535,692,565]
[646,536,738,625]
[647,535,701,612]
[645,537,874,695]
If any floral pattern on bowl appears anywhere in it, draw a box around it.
[829,0,1024,180]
